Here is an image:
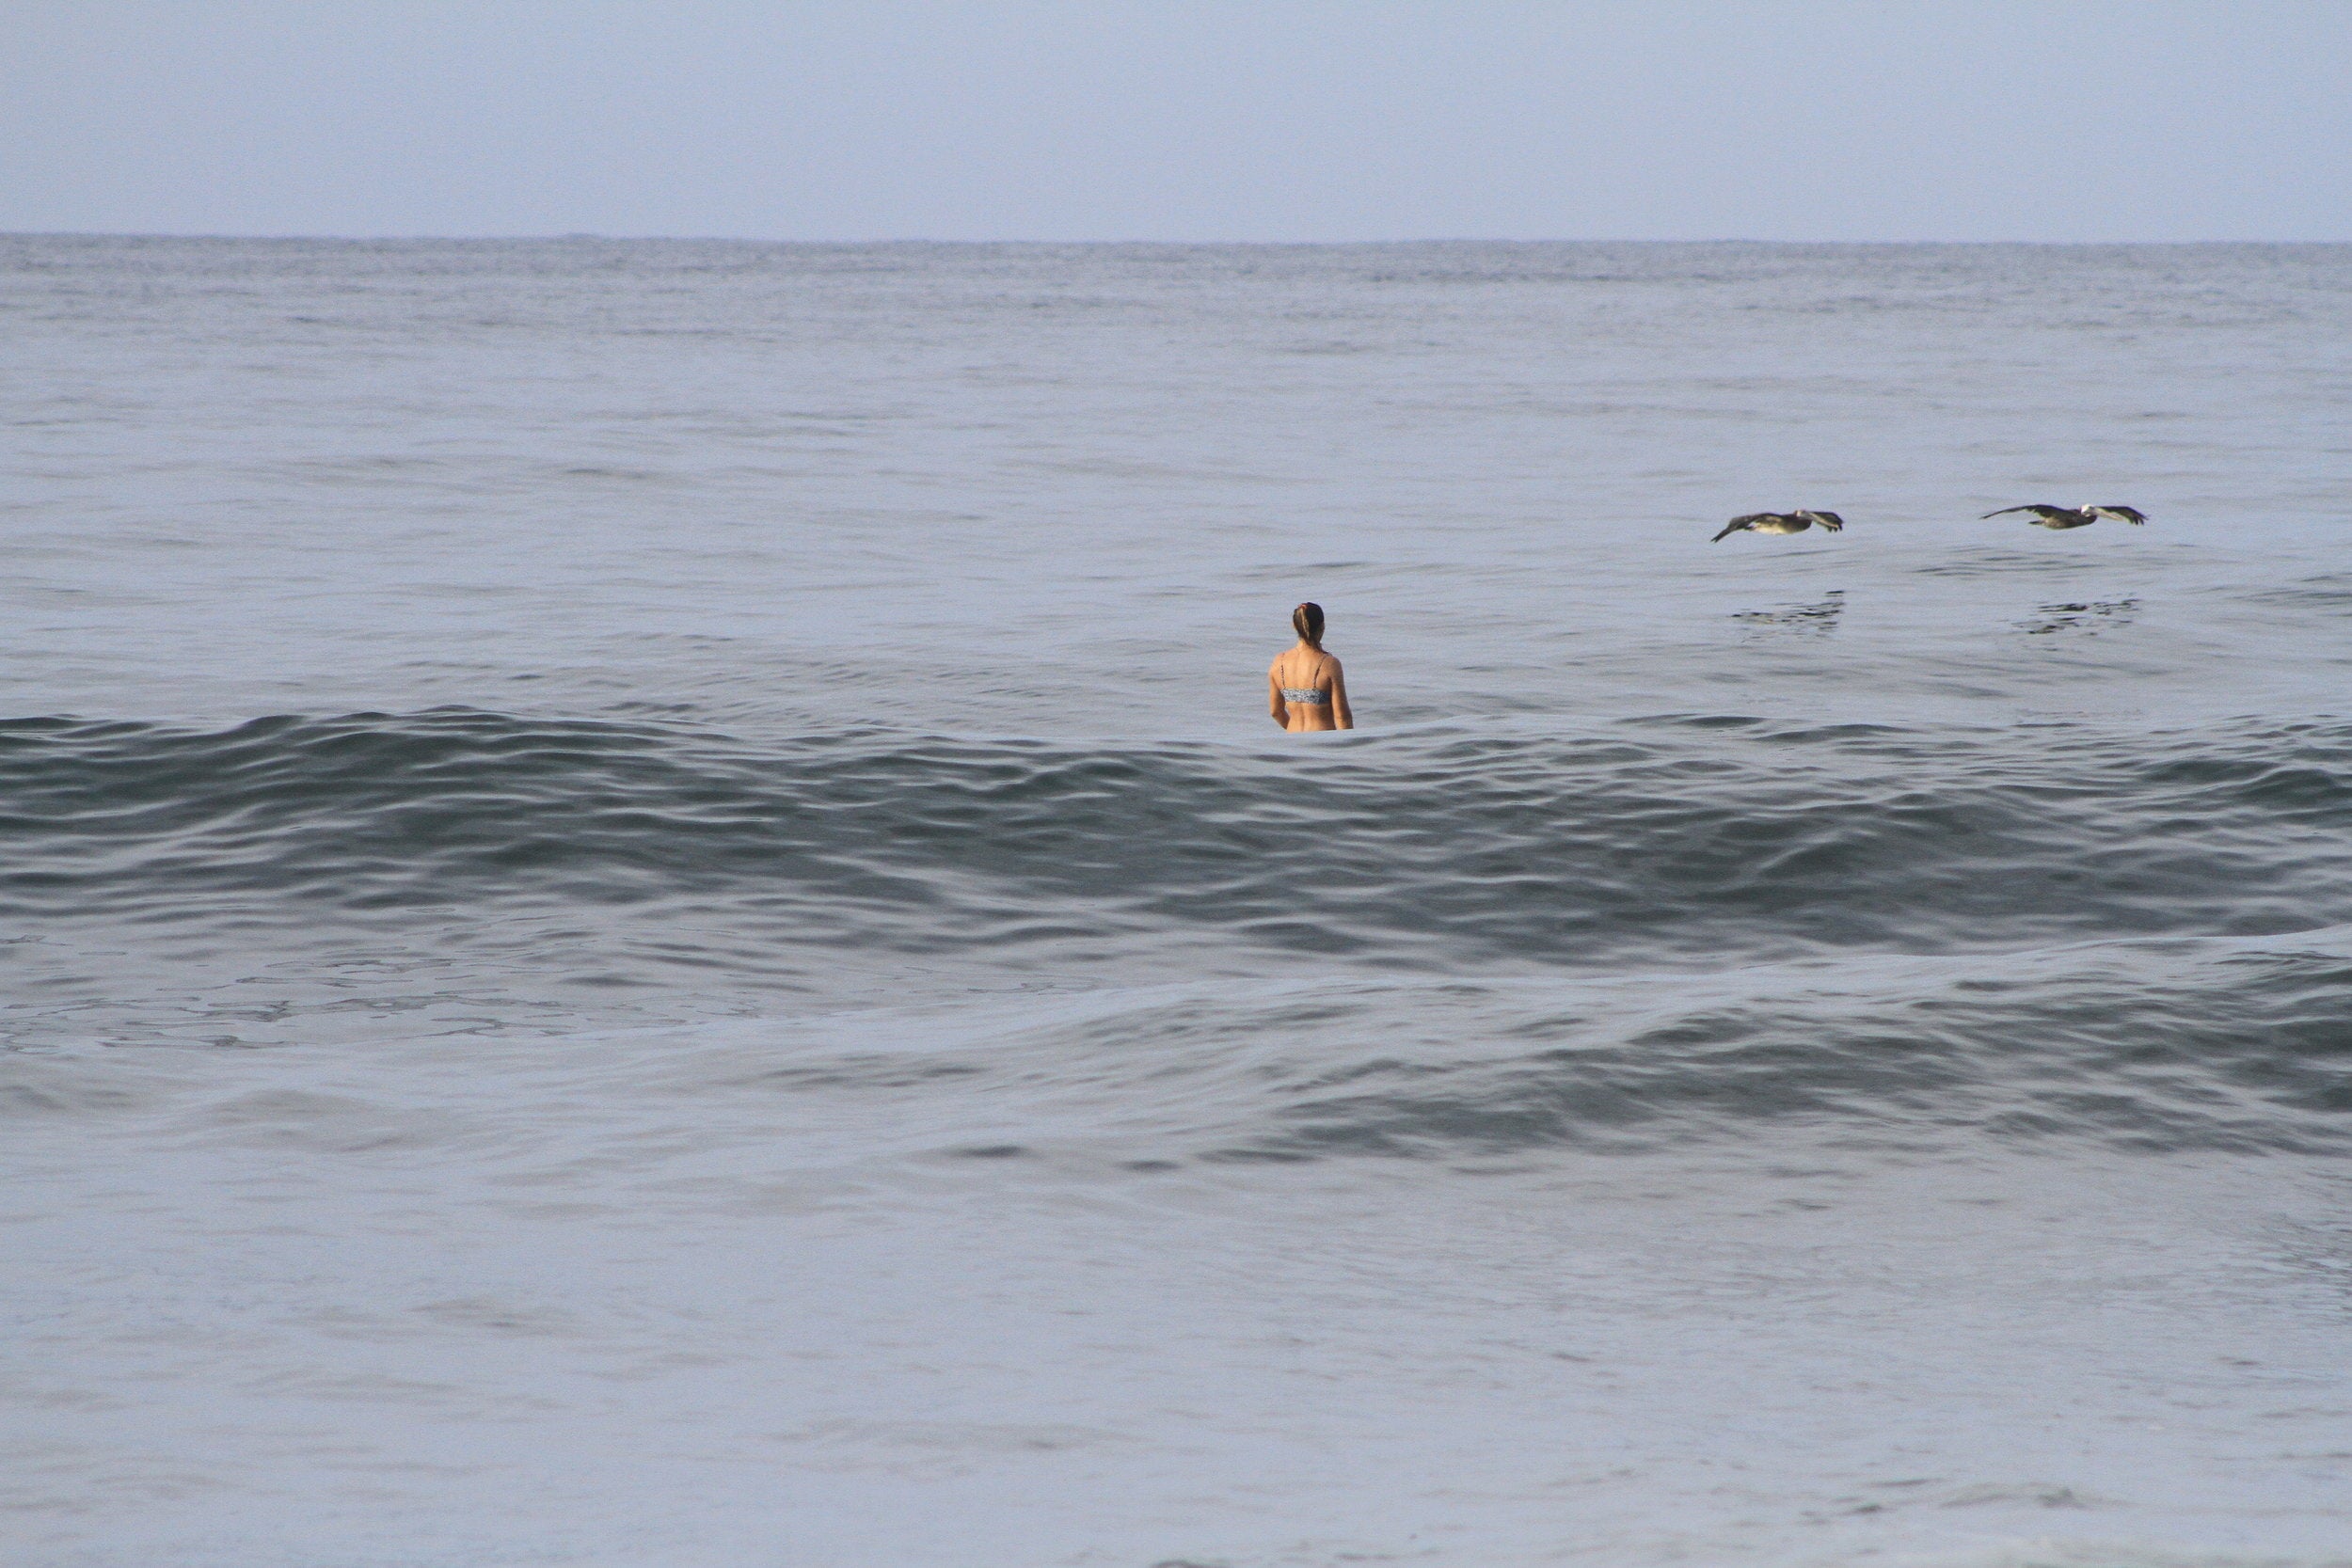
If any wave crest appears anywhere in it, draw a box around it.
[6,710,2351,981]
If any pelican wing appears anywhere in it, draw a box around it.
[1797,510,1845,532]
[1714,513,1775,542]
[2089,505,2148,525]
[1982,504,2062,521]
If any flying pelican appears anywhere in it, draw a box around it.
[1712,509,1846,543]
[1981,503,2149,530]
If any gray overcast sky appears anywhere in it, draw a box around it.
[4,1,2348,242]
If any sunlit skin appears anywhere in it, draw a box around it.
[1268,639,1354,732]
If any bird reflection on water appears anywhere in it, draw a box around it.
[1733,589,1846,635]
[2019,598,2140,636]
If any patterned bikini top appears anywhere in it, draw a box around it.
[1279,652,1330,704]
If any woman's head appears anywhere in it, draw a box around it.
[1292,602,1326,647]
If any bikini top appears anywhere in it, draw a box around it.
[1279,654,1329,705]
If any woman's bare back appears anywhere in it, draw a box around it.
[1269,643,1352,732]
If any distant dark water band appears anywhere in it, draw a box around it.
[5,708,2351,970]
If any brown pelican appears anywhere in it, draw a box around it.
[1712,509,1845,543]
[1982,503,2149,530]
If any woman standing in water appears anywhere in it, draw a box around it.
[1268,602,1354,732]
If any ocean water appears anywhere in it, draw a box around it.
[4,236,2350,1568]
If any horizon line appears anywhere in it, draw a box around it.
[6,230,2349,248]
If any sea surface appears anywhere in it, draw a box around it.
[4,236,2350,1568]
